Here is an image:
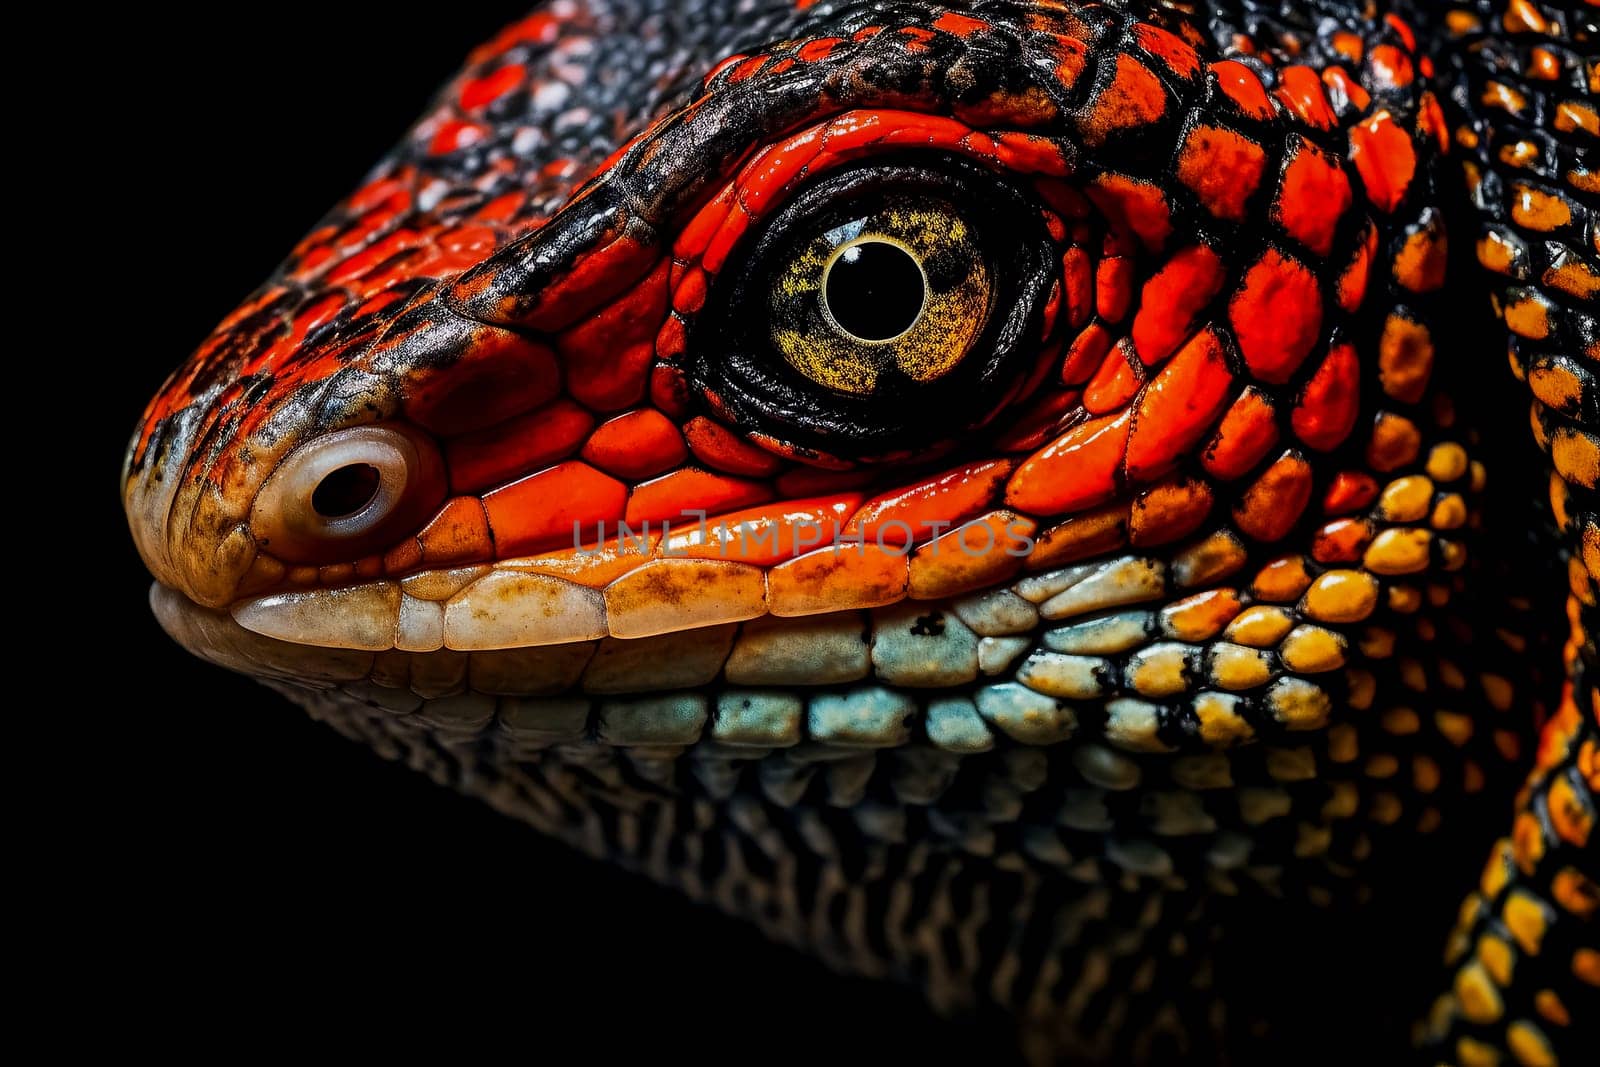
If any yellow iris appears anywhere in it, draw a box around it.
[767,199,993,396]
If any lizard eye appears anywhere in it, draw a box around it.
[692,156,1054,459]
[770,203,989,395]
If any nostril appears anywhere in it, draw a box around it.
[312,463,382,519]
[250,424,445,565]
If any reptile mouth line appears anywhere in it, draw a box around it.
[225,512,1045,653]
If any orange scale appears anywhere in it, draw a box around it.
[1392,220,1447,294]
[735,125,826,217]
[446,397,595,494]
[1275,66,1337,130]
[506,536,661,588]
[1086,173,1174,251]
[625,467,773,526]
[1006,409,1133,515]
[1042,206,1068,242]
[1044,33,1090,91]
[1132,22,1201,80]
[1251,554,1314,602]
[474,191,525,224]
[1312,518,1375,564]
[287,292,349,339]
[290,223,342,259]
[1349,109,1416,214]
[1163,588,1244,642]
[957,87,1062,129]
[1126,327,1235,480]
[1210,60,1277,120]
[1083,342,1144,414]
[703,52,748,83]
[1322,66,1371,113]
[1366,44,1415,90]
[728,55,768,82]
[1203,386,1281,481]
[844,458,1014,546]
[932,11,987,36]
[557,257,671,410]
[1377,316,1435,404]
[768,544,909,616]
[403,331,561,437]
[797,37,844,62]
[1233,451,1314,542]
[1330,32,1364,64]
[353,287,412,320]
[492,227,656,335]
[384,536,424,575]
[1366,412,1422,473]
[1338,222,1379,312]
[682,416,785,477]
[661,494,862,566]
[437,223,499,258]
[1128,477,1215,546]
[1082,53,1169,146]
[1061,245,1095,329]
[649,362,691,417]
[703,201,758,275]
[581,409,688,481]
[1028,500,1131,569]
[1382,13,1417,51]
[1175,123,1268,223]
[325,232,420,285]
[418,496,495,566]
[656,310,689,362]
[992,132,1072,176]
[292,245,336,277]
[673,184,740,261]
[484,461,628,558]
[672,266,708,315]
[1095,254,1135,323]
[1292,342,1361,451]
[1273,136,1352,258]
[1130,244,1226,364]
[1528,47,1562,81]
[1228,249,1323,383]
[907,511,1036,600]
[1323,471,1380,515]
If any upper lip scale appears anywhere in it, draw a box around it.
[229,549,1178,654]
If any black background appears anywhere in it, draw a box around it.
[85,6,992,1057]
[67,5,1515,1060]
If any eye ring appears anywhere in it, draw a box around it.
[250,424,445,564]
[692,154,1056,459]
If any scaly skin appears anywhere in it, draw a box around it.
[123,1,1596,1061]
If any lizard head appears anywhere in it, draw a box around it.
[127,1,1463,757]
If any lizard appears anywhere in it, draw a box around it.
[122,1,1597,1061]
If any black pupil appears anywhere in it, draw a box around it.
[312,463,382,518]
[825,240,925,341]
